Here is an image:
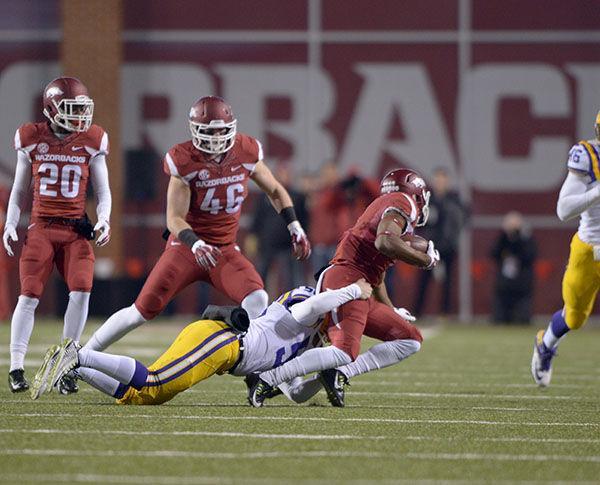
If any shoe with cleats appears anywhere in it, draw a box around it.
[30,344,63,400]
[531,329,557,387]
[318,368,349,407]
[247,377,275,408]
[8,369,29,393]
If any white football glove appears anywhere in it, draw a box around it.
[425,240,440,270]
[191,239,222,270]
[394,307,417,322]
[2,224,18,257]
[288,220,311,260]
[94,220,111,247]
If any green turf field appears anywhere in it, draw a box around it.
[0,320,599,484]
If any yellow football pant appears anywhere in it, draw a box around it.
[117,320,240,405]
[562,233,600,330]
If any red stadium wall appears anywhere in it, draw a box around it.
[0,0,599,317]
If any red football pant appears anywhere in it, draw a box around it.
[323,265,423,360]
[19,223,95,298]
[135,238,264,320]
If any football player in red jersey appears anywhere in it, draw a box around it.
[84,96,311,353]
[248,168,440,407]
[3,77,112,393]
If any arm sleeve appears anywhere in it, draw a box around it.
[5,151,32,228]
[556,171,600,221]
[290,284,362,326]
[90,154,112,222]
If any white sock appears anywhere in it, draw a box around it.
[83,304,146,351]
[260,346,351,387]
[78,348,137,384]
[241,289,268,319]
[9,295,39,371]
[63,291,90,342]
[279,375,323,403]
[76,367,122,397]
[338,339,421,379]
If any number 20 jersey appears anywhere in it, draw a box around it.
[15,122,108,220]
[163,133,263,246]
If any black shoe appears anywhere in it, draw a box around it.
[247,377,275,408]
[244,374,282,399]
[8,369,29,393]
[318,369,348,407]
[57,371,79,395]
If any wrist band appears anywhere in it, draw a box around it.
[178,228,199,249]
[280,206,298,225]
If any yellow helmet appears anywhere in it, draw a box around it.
[596,111,600,140]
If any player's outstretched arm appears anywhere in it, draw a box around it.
[375,214,436,269]
[556,170,600,221]
[250,161,311,260]
[3,151,31,257]
[166,176,221,269]
[90,154,112,246]
[290,279,372,326]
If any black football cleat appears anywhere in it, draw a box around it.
[318,369,349,407]
[8,369,29,393]
[57,371,79,395]
[247,377,275,408]
[244,373,282,399]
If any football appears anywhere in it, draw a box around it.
[402,234,429,253]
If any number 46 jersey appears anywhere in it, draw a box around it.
[163,133,263,245]
[15,122,108,220]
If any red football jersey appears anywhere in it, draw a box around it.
[15,122,108,220]
[331,192,420,286]
[163,133,262,245]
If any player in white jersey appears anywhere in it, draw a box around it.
[531,111,600,387]
[30,280,373,403]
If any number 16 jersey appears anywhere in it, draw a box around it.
[163,133,263,246]
[15,122,108,221]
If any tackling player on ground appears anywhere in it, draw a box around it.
[32,281,372,403]
[83,96,310,354]
[531,112,600,387]
[3,77,112,394]
[248,168,440,407]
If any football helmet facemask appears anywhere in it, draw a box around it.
[380,168,431,227]
[43,77,94,133]
[189,96,237,154]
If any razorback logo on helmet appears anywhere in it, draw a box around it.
[45,86,64,98]
[411,176,426,189]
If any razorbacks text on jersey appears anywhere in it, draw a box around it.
[566,139,600,244]
[231,286,325,376]
[163,133,262,245]
[331,192,420,285]
[15,122,108,220]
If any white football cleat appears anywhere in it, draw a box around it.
[50,338,81,390]
[31,344,63,400]
[531,330,556,387]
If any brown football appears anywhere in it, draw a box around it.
[402,234,429,253]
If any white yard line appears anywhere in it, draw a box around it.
[405,435,600,444]
[2,448,600,465]
[2,414,598,428]
[0,428,384,440]
[1,448,385,458]
[404,452,600,464]
[4,474,570,485]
